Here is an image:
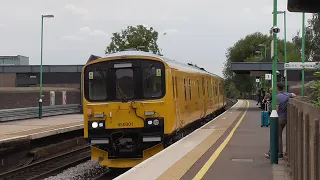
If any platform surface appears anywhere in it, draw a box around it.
[115,100,291,180]
[0,114,83,143]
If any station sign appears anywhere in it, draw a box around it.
[284,62,320,70]
[265,74,272,80]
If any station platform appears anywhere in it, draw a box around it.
[0,114,83,143]
[115,100,291,180]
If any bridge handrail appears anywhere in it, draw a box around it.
[287,97,320,180]
[0,104,81,122]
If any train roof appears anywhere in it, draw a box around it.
[87,50,223,80]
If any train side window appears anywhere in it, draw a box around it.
[172,77,175,98]
[207,80,210,97]
[211,81,214,97]
[197,80,200,98]
[184,78,187,101]
[175,76,178,98]
[214,82,216,96]
[214,82,218,96]
[209,80,212,98]
[189,78,192,100]
[202,78,205,95]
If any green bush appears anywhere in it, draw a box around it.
[226,82,240,99]
[310,71,320,108]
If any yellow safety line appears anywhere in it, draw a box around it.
[192,100,249,180]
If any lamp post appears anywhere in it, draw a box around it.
[275,11,287,91]
[39,14,54,119]
[302,13,305,96]
[270,0,279,164]
[255,50,263,58]
[258,44,267,58]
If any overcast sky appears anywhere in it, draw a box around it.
[0,0,312,77]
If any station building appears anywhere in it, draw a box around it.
[0,55,83,88]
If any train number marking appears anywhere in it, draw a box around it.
[117,122,134,127]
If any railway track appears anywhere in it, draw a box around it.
[0,145,91,180]
[92,168,129,180]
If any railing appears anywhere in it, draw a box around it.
[0,104,81,122]
[240,92,258,101]
[287,97,320,180]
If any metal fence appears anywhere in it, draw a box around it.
[240,92,258,101]
[287,98,320,180]
[0,104,81,122]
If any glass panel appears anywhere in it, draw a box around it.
[116,68,134,99]
[142,67,162,98]
[88,69,107,100]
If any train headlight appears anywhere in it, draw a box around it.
[153,119,159,126]
[92,122,98,128]
[145,117,163,128]
[99,123,104,127]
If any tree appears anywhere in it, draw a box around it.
[223,32,301,98]
[292,13,320,61]
[105,25,162,55]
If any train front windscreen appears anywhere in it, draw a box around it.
[83,59,166,103]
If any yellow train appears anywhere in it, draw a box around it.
[81,50,226,168]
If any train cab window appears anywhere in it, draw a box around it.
[184,78,187,100]
[88,69,108,101]
[188,78,192,100]
[116,69,134,99]
[142,67,162,98]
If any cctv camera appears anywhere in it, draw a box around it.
[271,26,280,34]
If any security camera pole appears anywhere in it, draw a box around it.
[270,0,279,164]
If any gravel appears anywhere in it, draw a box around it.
[44,160,108,180]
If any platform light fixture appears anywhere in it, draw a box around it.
[258,44,267,58]
[39,14,54,119]
[273,10,287,91]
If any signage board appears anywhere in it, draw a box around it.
[62,91,67,105]
[284,62,320,70]
[50,91,55,106]
[265,74,272,80]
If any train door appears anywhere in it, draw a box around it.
[173,75,180,129]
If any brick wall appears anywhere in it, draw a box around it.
[0,87,81,109]
[0,73,16,87]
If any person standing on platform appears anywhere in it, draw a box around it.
[264,83,296,158]
[256,88,263,106]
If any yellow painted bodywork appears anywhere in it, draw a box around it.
[82,55,226,168]
[91,143,164,168]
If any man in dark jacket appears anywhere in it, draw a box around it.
[265,83,296,158]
